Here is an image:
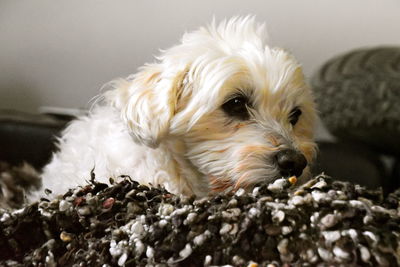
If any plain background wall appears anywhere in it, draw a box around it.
[1,0,400,139]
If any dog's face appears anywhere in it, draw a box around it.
[112,16,317,194]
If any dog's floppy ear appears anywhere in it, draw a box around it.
[120,64,186,148]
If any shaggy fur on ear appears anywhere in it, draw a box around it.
[104,65,187,148]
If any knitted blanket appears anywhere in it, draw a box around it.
[0,167,399,266]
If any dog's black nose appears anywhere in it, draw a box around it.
[275,149,307,177]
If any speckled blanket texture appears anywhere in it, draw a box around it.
[1,173,400,266]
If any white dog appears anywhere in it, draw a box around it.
[38,16,317,199]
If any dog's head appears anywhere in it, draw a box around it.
[110,16,317,194]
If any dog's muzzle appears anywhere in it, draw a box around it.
[274,149,307,177]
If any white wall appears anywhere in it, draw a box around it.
[1,0,400,128]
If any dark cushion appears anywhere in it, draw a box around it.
[0,110,69,169]
[312,47,400,156]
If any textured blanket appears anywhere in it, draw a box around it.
[0,167,399,266]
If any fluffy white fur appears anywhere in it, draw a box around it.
[37,16,317,199]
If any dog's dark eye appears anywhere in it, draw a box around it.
[222,96,249,120]
[289,107,302,125]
